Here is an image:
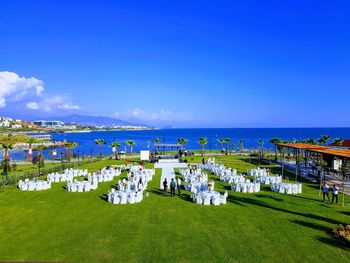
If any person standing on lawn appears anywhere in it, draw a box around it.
[163,178,168,196]
[322,182,330,203]
[177,177,182,196]
[170,178,176,197]
[332,184,338,204]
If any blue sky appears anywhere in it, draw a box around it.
[0,0,349,127]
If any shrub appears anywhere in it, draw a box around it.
[332,224,350,243]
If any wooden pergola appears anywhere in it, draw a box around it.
[275,143,350,170]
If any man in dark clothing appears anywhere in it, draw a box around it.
[163,178,168,196]
[170,178,176,197]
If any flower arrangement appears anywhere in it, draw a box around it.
[208,183,212,192]
[332,224,350,243]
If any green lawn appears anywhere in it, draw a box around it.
[0,156,349,262]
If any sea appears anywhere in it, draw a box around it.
[4,128,350,161]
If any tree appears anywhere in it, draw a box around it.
[339,160,349,207]
[295,155,304,182]
[125,140,136,156]
[223,138,231,155]
[26,137,37,161]
[333,138,344,147]
[317,157,328,196]
[177,138,188,150]
[63,141,78,162]
[306,138,316,145]
[1,143,13,179]
[258,139,264,156]
[152,138,160,153]
[269,137,281,160]
[322,135,331,145]
[217,138,226,152]
[238,140,244,155]
[37,144,45,177]
[95,139,106,160]
[198,137,208,156]
[110,142,121,160]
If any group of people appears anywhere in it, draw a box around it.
[322,182,339,204]
[162,177,181,197]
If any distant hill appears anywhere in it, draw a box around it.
[45,114,149,127]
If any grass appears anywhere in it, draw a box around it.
[0,156,349,262]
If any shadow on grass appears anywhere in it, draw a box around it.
[339,211,350,216]
[226,196,246,207]
[255,193,284,202]
[100,193,108,202]
[291,219,329,232]
[317,236,350,251]
[228,196,347,225]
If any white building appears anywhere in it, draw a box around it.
[11,124,22,129]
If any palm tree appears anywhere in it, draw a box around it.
[269,137,281,160]
[95,139,106,160]
[110,142,121,160]
[317,157,327,196]
[322,135,331,145]
[238,140,244,154]
[125,140,136,156]
[153,138,160,153]
[63,141,78,162]
[317,137,326,145]
[1,143,13,179]
[223,138,231,155]
[258,139,264,156]
[26,137,37,161]
[333,138,344,147]
[217,138,226,152]
[198,137,208,156]
[177,138,188,150]
[37,144,45,176]
[306,138,316,145]
[295,155,304,182]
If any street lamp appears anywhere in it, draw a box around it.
[90,148,93,161]
[77,150,80,162]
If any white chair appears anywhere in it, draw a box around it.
[196,194,203,204]
[242,185,247,193]
[279,185,285,194]
[71,184,78,192]
[203,196,211,205]
[84,183,91,192]
[113,195,120,204]
[28,183,35,191]
[120,194,127,204]
[213,197,220,206]
[108,192,112,203]
[220,194,227,204]
[128,193,136,204]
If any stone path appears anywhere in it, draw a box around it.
[154,160,187,189]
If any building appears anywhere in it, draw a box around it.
[33,120,64,128]
[0,120,10,127]
[11,124,22,129]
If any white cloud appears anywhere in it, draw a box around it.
[27,95,82,112]
[114,108,192,123]
[0,71,44,107]
[57,103,82,110]
[26,102,39,110]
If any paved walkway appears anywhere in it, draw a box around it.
[273,160,350,195]
[154,161,187,189]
